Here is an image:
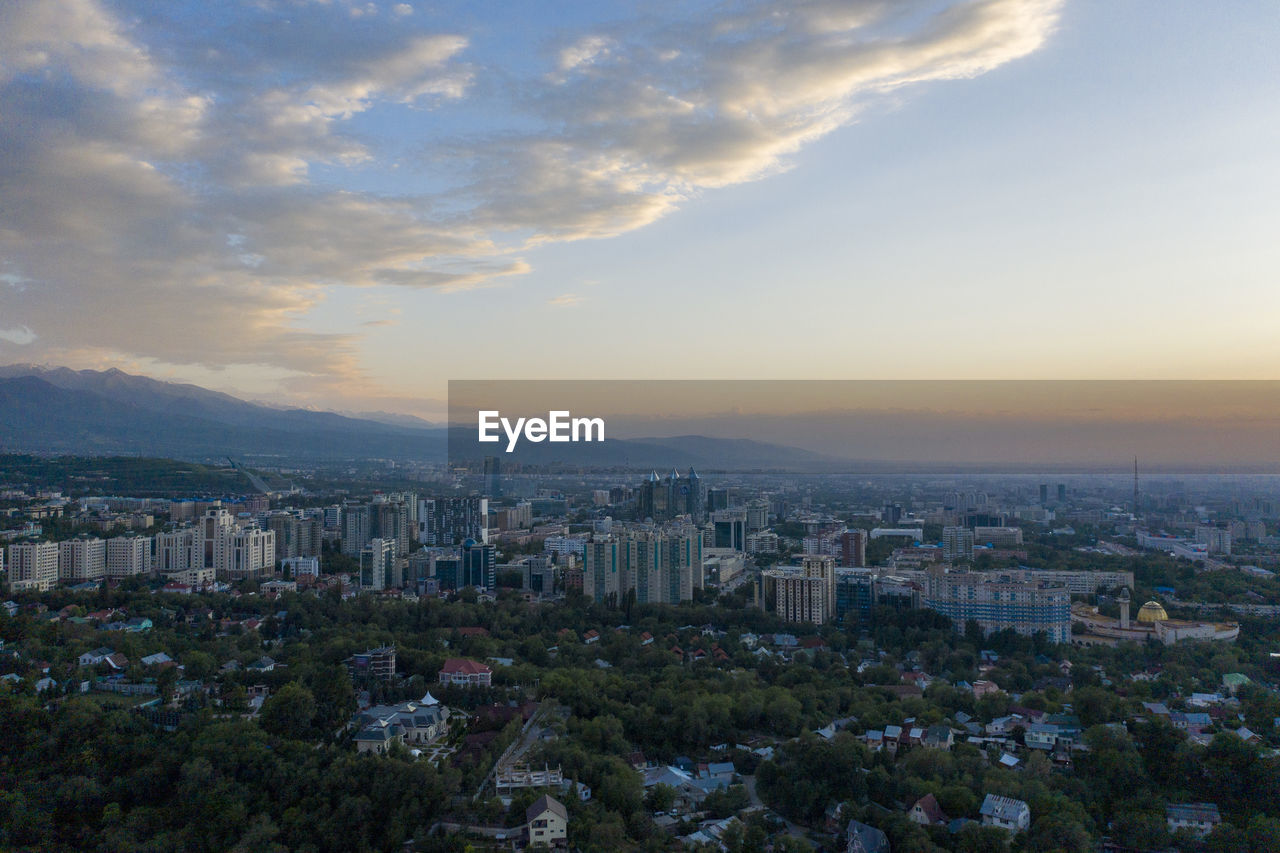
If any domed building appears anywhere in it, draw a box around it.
[1136,600,1169,623]
[1071,589,1238,646]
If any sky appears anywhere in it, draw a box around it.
[1,0,1279,421]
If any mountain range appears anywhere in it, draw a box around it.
[0,365,838,469]
[0,365,445,462]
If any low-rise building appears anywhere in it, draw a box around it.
[526,794,569,848]
[1166,802,1221,837]
[909,793,949,827]
[438,658,492,687]
[845,819,890,853]
[353,694,450,748]
[980,794,1030,832]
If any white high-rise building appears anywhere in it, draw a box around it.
[9,541,59,592]
[199,508,237,571]
[360,538,395,591]
[155,529,200,574]
[59,537,107,582]
[107,536,152,578]
[221,526,276,581]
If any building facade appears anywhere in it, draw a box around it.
[924,567,1070,644]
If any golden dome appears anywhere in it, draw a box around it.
[1137,601,1168,623]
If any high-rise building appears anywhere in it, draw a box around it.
[374,500,410,557]
[434,556,462,591]
[746,530,779,555]
[882,503,903,525]
[342,504,371,557]
[268,513,300,560]
[221,526,276,581]
[942,527,975,563]
[483,456,503,498]
[360,538,396,591]
[8,541,59,591]
[835,569,875,625]
[764,555,836,625]
[1194,525,1232,555]
[522,555,556,594]
[686,468,704,522]
[419,497,489,546]
[745,499,768,533]
[712,509,747,551]
[461,539,496,590]
[1039,484,1049,506]
[583,527,702,605]
[706,488,730,513]
[59,537,107,583]
[106,536,151,578]
[155,528,200,575]
[199,507,236,571]
[583,535,621,605]
[839,530,867,568]
[1057,484,1067,503]
[924,567,1070,644]
[636,469,701,523]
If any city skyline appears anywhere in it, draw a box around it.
[2,1,1279,418]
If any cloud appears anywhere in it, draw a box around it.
[0,0,1062,407]
[547,294,583,307]
[0,326,37,345]
[461,0,1064,240]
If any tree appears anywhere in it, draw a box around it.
[258,682,317,740]
[645,784,676,814]
[1028,814,1091,853]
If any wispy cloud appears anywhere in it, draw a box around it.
[547,294,583,307]
[0,0,1062,404]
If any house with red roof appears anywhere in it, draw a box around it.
[909,793,949,827]
[438,658,492,687]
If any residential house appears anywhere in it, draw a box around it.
[1025,723,1060,751]
[883,724,903,754]
[704,762,735,787]
[1166,803,1221,837]
[909,793,949,827]
[986,715,1027,736]
[1171,711,1212,731]
[924,725,954,750]
[438,658,492,687]
[642,766,712,813]
[845,819,890,853]
[980,794,1030,832]
[525,794,568,847]
[79,647,114,667]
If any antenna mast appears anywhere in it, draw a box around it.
[1133,456,1139,523]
